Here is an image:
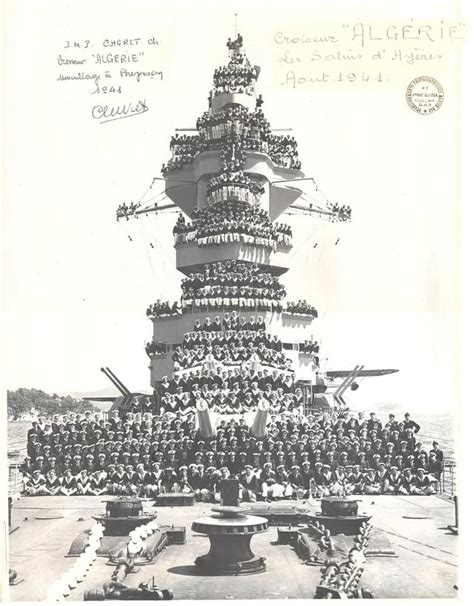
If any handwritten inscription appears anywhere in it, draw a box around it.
[56,36,164,122]
[91,99,149,124]
[272,20,466,90]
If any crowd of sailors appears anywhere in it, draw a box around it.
[162,133,301,176]
[178,261,288,313]
[161,99,301,174]
[173,205,292,249]
[169,341,290,372]
[213,60,258,96]
[205,177,264,207]
[145,314,320,371]
[328,202,352,223]
[145,262,317,320]
[157,367,301,415]
[146,300,180,318]
[146,298,318,319]
[21,397,443,499]
[286,300,319,317]
[116,202,140,220]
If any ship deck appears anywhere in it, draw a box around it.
[8,494,457,600]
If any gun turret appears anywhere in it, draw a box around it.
[250,400,269,439]
[196,399,216,439]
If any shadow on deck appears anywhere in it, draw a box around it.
[8,494,458,601]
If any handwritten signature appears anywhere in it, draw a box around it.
[91,99,149,124]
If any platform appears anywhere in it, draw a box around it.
[8,494,457,600]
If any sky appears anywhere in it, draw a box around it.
[2,0,464,414]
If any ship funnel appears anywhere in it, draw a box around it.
[250,400,270,439]
[196,399,216,439]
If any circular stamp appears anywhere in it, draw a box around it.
[406,77,444,115]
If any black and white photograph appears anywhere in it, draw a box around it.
[3,0,469,601]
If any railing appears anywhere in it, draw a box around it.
[9,463,23,497]
[438,459,456,497]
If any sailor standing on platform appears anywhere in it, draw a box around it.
[430,440,444,462]
[403,412,421,434]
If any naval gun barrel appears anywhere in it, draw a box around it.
[101,367,128,396]
[250,400,270,439]
[105,367,131,395]
[196,399,216,439]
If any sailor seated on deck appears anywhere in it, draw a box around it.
[24,469,49,496]
[60,469,78,496]
[20,407,445,499]
[213,467,231,502]
[192,466,219,502]
[260,462,285,500]
[361,468,382,495]
[411,468,436,495]
[159,466,180,494]
[382,466,403,494]
[398,468,436,495]
[76,469,92,495]
[330,465,348,497]
[239,464,258,502]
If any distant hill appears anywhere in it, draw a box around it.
[7,388,100,419]
[63,386,150,399]
[63,387,122,399]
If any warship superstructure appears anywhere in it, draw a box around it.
[7,35,458,601]
[117,33,395,412]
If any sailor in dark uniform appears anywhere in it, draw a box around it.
[200,466,218,502]
[76,469,92,495]
[412,468,435,495]
[160,466,179,493]
[362,468,380,495]
[367,412,381,434]
[398,468,415,495]
[133,463,152,497]
[288,464,304,498]
[383,465,402,494]
[90,470,107,495]
[430,441,444,462]
[60,468,78,496]
[112,463,127,495]
[43,470,61,495]
[260,462,278,500]
[402,412,421,434]
[403,429,417,451]
[300,461,315,497]
[147,462,162,495]
[427,452,443,480]
[25,469,48,496]
[239,464,258,502]
[346,464,364,494]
